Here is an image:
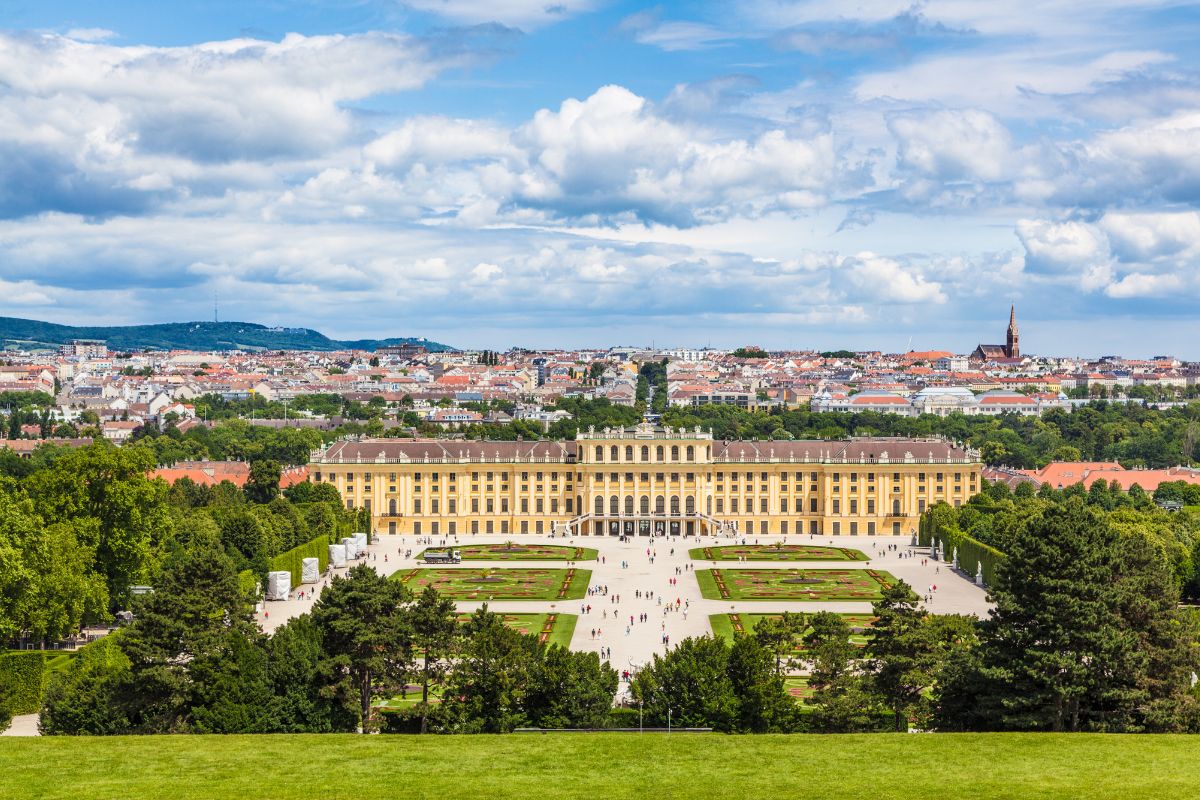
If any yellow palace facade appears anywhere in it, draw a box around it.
[307,424,982,538]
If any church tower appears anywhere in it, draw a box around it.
[1006,305,1020,358]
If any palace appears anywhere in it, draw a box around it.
[308,424,982,538]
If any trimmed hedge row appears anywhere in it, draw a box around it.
[238,569,261,600]
[0,650,77,715]
[920,504,1007,587]
[267,532,334,589]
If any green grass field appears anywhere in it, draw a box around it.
[393,568,591,600]
[419,544,599,561]
[689,544,869,561]
[709,613,876,649]
[696,568,897,601]
[1,734,1196,799]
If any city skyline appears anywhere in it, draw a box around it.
[1,2,1199,353]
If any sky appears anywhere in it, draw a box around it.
[0,2,1199,355]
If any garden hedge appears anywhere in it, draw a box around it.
[919,504,1007,587]
[0,650,77,715]
[267,532,336,589]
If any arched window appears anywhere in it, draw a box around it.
[610,445,619,462]
[670,495,680,515]
[594,496,604,515]
[685,496,695,514]
[576,495,582,515]
[656,446,664,462]
[595,446,603,462]
[609,495,619,515]
[686,445,694,461]
[625,495,634,515]
[389,499,397,515]
[640,496,650,514]
[655,495,665,514]
[641,445,650,461]
[706,446,711,459]
[625,445,634,461]
[892,499,901,515]
[671,445,679,461]
[706,496,713,515]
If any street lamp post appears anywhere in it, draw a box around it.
[668,707,672,734]
[639,698,643,733]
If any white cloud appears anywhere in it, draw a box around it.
[1104,271,1184,298]
[364,117,517,168]
[1016,218,1112,275]
[841,252,947,304]
[888,109,1016,183]
[1100,211,1200,261]
[64,28,116,42]
[0,278,55,305]
[402,0,596,28]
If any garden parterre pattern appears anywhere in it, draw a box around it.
[699,568,896,601]
[689,544,869,561]
[711,613,877,650]
[453,612,577,648]
[421,543,598,561]
[395,568,591,600]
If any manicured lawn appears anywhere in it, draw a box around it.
[454,611,578,649]
[689,544,869,561]
[2,734,1198,799]
[696,568,897,601]
[393,568,591,600]
[420,543,599,561]
[709,613,876,650]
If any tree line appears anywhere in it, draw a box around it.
[0,443,364,646]
[38,553,616,735]
[930,479,1200,599]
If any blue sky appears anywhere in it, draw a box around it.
[1,2,1199,355]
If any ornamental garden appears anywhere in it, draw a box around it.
[689,544,869,562]
[709,612,877,650]
[454,612,577,648]
[696,568,897,601]
[418,543,598,561]
[393,567,591,600]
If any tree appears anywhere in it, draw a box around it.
[284,480,342,505]
[440,607,540,733]
[806,611,882,732]
[40,635,134,735]
[25,443,172,609]
[267,614,357,733]
[312,565,413,733]
[727,633,796,732]
[969,500,1142,731]
[752,612,808,675]
[188,628,276,734]
[631,636,736,730]
[244,459,281,504]
[525,646,618,729]
[1109,533,1200,731]
[408,586,457,734]
[118,535,259,732]
[866,581,929,731]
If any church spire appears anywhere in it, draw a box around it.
[1006,305,1019,358]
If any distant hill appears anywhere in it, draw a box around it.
[0,316,455,353]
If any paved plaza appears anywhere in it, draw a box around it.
[258,531,992,697]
